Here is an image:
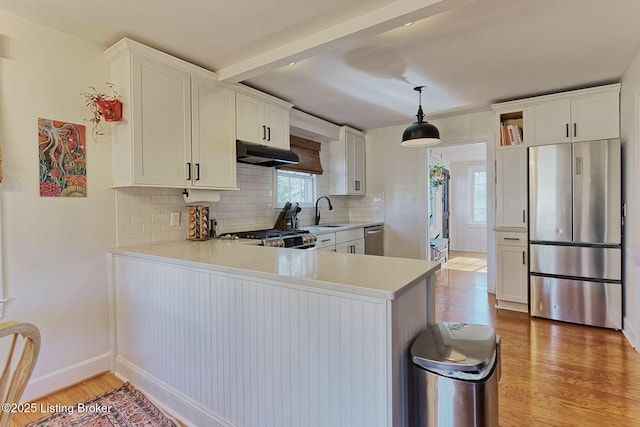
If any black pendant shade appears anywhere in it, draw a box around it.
[401,86,441,147]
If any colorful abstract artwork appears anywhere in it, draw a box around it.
[38,118,87,197]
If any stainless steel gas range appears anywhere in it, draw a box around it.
[222,229,317,249]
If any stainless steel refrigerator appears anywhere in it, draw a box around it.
[528,138,622,329]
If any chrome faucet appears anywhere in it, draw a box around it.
[314,195,333,225]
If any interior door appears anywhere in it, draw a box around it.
[529,144,572,242]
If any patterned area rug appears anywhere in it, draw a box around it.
[25,382,179,427]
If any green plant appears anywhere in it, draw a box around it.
[82,82,123,142]
[430,164,446,187]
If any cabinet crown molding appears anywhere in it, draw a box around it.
[491,83,621,111]
[105,38,220,82]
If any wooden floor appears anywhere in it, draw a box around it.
[10,250,640,426]
[437,250,640,427]
[9,373,124,426]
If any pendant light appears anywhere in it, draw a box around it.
[401,86,441,147]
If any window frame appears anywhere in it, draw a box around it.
[467,163,487,225]
[274,169,316,208]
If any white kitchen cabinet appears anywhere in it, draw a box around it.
[191,76,237,188]
[496,231,528,311]
[315,232,337,252]
[106,38,237,189]
[529,85,620,145]
[330,126,366,195]
[495,146,527,228]
[235,90,292,150]
[335,228,365,254]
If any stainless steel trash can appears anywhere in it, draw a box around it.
[410,322,500,427]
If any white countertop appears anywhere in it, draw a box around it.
[110,237,440,300]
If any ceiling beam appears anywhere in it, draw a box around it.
[217,0,476,83]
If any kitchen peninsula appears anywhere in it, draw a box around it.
[108,240,440,427]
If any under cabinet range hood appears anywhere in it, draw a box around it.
[236,140,299,167]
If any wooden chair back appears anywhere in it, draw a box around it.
[0,322,40,427]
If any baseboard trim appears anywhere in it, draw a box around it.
[495,300,528,313]
[23,353,111,402]
[116,357,235,427]
[623,316,638,351]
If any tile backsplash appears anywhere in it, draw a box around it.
[116,163,384,247]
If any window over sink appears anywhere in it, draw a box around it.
[276,170,315,207]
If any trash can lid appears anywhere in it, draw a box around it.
[410,322,496,373]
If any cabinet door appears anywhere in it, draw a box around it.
[336,239,365,254]
[236,92,265,145]
[571,92,620,142]
[497,244,528,303]
[191,77,237,189]
[345,132,366,195]
[495,148,527,227]
[353,238,365,254]
[132,55,191,186]
[264,104,290,150]
[530,99,571,145]
[353,134,366,194]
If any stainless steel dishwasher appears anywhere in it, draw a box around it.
[364,224,384,256]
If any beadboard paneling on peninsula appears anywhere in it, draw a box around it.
[116,164,383,247]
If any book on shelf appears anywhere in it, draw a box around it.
[500,121,523,146]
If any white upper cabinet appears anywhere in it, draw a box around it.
[191,77,237,189]
[529,85,620,145]
[131,54,192,187]
[330,126,366,195]
[106,38,237,190]
[236,90,292,150]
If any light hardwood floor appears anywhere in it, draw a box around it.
[438,250,640,427]
[10,251,640,426]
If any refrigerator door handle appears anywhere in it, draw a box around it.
[575,157,583,176]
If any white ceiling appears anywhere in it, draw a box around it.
[2,0,640,131]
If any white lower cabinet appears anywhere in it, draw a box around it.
[335,228,365,254]
[496,231,528,311]
[315,233,336,252]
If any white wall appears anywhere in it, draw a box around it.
[0,11,115,399]
[366,111,495,266]
[621,50,640,350]
[366,126,428,259]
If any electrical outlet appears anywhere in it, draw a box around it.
[170,211,180,227]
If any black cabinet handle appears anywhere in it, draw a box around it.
[504,237,520,241]
[267,127,271,141]
[566,123,569,138]
[574,123,577,138]
[186,162,192,181]
[522,251,526,265]
[262,125,267,140]
[355,180,360,191]
[522,210,526,223]
[195,163,200,181]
